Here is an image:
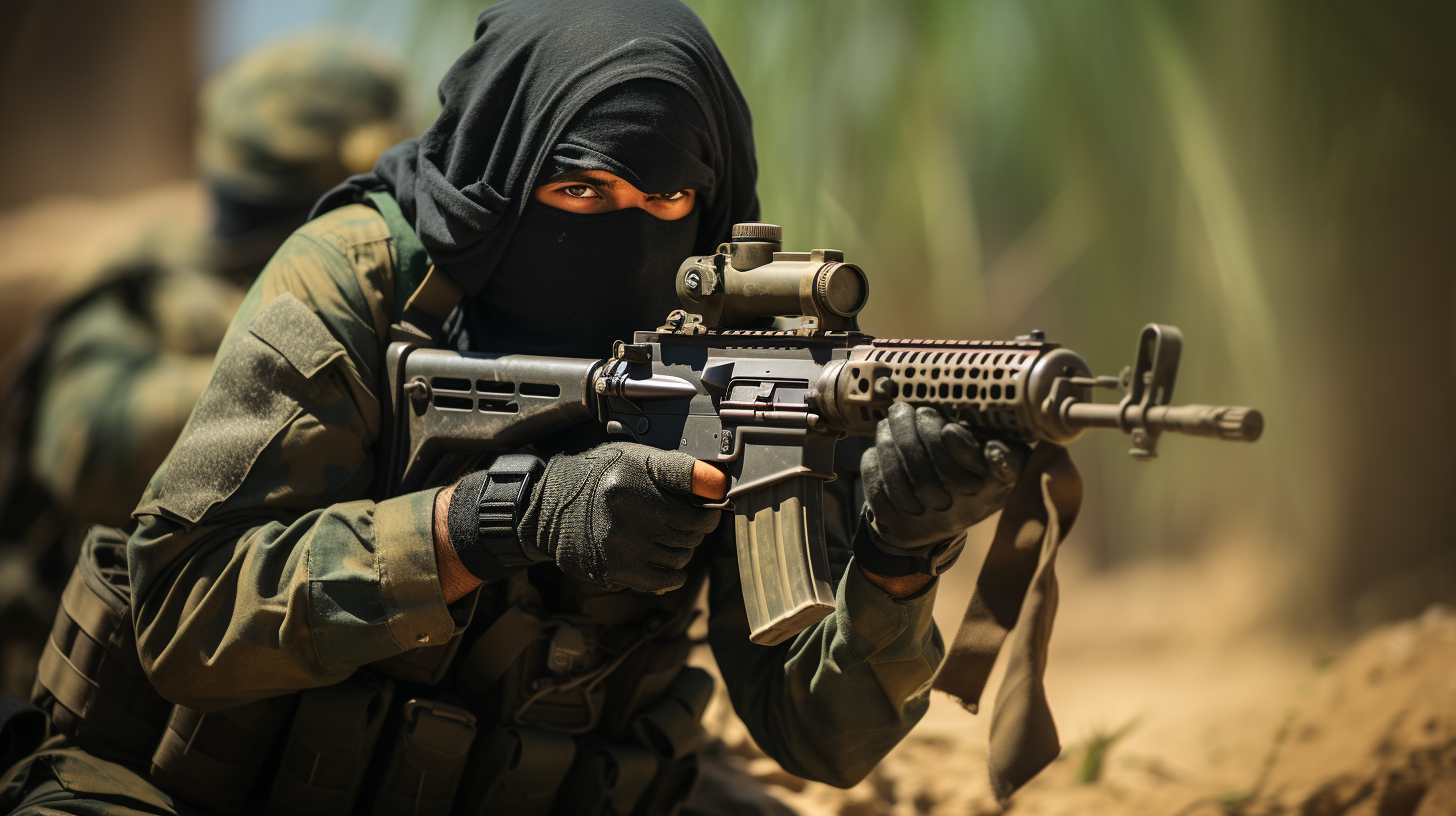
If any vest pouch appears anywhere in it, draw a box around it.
[30,524,172,765]
[149,694,294,812]
[597,630,694,738]
[367,698,477,816]
[627,666,715,816]
[630,667,713,763]
[455,723,576,816]
[551,737,657,816]
[456,604,548,701]
[265,672,394,815]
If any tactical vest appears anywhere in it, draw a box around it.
[30,194,718,816]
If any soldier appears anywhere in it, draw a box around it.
[1,1,1024,813]
[0,35,408,695]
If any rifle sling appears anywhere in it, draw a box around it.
[932,443,1082,802]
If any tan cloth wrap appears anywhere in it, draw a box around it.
[931,443,1082,801]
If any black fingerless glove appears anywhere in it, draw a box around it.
[521,442,722,593]
[446,443,722,593]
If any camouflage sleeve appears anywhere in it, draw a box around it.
[28,288,215,528]
[128,205,468,712]
[706,462,945,789]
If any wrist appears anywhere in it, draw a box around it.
[445,455,548,584]
[433,483,482,603]
[857,565,935,599]
[852,512,967,578]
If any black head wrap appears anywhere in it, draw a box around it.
[545,78,716,202]
[313,0,758,299]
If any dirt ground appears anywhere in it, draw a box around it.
[694,526,1456,816]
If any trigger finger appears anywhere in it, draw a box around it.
[645,449,699,496]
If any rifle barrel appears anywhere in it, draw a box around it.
[1064,402,1263,442]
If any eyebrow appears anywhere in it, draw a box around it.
[545,170,618,189]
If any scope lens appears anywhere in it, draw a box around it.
[817,263,869,317]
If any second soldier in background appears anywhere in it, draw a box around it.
[0,35,408,696]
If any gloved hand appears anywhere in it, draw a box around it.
[520,442,722,593]
[857,403,1026,575]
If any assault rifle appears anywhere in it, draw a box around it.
[385,223,1263,646]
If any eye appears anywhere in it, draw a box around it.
[560,184,601,199]
[656,190,688,202]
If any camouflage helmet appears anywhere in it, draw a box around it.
[198,34,409,208]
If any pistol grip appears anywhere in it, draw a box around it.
[733,475,836,645]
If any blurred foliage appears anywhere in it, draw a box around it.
[1073,716,1140,785]
[377,0,1456,628]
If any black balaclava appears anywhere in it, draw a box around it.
[313,0,758,357]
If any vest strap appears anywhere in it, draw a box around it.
[32,525,172,764]
[364,191,428,306]
[461,604,550,690]
[554,737,658,816]
[364,190,464,345]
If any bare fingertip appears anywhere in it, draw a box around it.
[691,460,728,500]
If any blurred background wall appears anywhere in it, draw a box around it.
[1,0,1452,635]
[0,0,196,208]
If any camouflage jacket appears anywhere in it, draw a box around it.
[128,202,945,787]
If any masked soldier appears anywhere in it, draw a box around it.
[0,35,408,696]
[1,2,1024,813]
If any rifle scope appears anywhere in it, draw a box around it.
[674,223,869,332]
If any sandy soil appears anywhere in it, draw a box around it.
[695,527,1456,816]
